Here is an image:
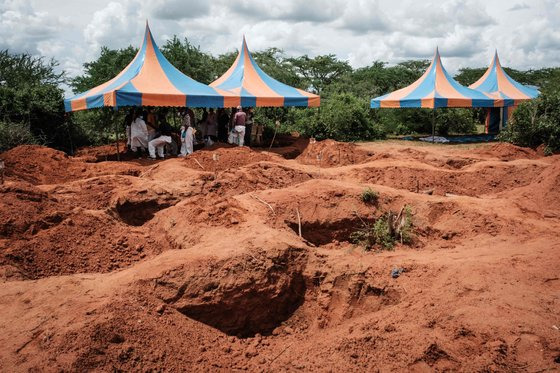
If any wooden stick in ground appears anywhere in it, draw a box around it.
[194,158,205,170]
[0,161,4,185]
[251,194,275,215]
[268,120,280,151]
[114,117,120,162]
[269,342,293,364]
[296,207,302,237]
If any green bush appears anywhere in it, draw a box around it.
[372,215,395,250]
[399,206,413,244]
[0,121,39,152]
[350,206,414,251]
[378,108,478,136]
[361,188,379,204]
[279,93,386,141]
[350,214,395,251]
[498,90,560,153]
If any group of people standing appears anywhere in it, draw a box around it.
[125,106,263,160]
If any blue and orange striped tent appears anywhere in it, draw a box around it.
[371,48,504,109]
[64,23,236,112]
[469,51,538,133]
[210,37,320,107]
[469,51,539,105]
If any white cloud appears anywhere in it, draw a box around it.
[151,0,210,21]
[509,3,530,11]
[225,0,343,24]
[83,1,145,54]
[335,0,391,34]
[0,0,64,54]
[397,0,495,38]
[3,0,558,89]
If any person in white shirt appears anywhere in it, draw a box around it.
[179,110,194,157]
[148,114,173,159]
[130,109,149,155]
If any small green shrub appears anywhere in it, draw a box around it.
[361,188,379,204]
[349,228,375,251]
[350,206,414,251]
[0,121,39,152]
[350,214,394,251]
[399,205,413,244]
[372,215,395,250]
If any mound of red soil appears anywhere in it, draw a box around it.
[475,142,538,160]
[1,145,81,184]
[183,146,277,172]
[297,139,372,167]
[74,142,128,162]
[506,161,560,217]
[352,162,545,197]
[0,211,159,280]
[1,145,141,184]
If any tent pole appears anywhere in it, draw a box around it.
[431,108,435,143]
[114,108,120,161]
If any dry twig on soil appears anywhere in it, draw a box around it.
[296,207,302,237]
[251,194,275,215]
[194,158,205,170]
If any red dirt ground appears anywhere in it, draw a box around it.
[0,140,559,372]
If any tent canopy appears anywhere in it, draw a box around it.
[65,23,236,112]
[469,51,539,105]
[371,48,504,109]
[210,37,320,108]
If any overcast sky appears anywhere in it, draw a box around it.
[1,0,559,89]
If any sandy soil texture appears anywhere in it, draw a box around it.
[0,139,559,372]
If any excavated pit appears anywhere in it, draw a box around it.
[287,217,372,246]
[154,246,307,337]
[114,199,175,226]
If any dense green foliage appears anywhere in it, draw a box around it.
[0,50,87,152]
[1,36,559,153]
[0,121,38,152]
[498,89,560,154]
[496,69,560,154]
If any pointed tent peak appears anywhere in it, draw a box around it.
[143,20,153,41]
[493,50,502,68]
[240,35,249,53]
[429,47,443,71]
[432,47,443,66]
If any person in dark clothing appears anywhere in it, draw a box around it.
[217,108,230,143]
[124,108,134,150]
[244,107,254,147]
[200,108,208,126]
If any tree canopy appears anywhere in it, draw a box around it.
[1,35,559,153]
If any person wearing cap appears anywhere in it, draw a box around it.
[232,105,247,146]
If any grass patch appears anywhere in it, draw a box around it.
[360,187,379,204]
